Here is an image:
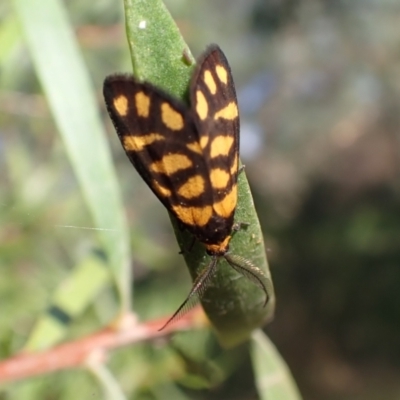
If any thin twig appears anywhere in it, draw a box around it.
[0,307,205,383]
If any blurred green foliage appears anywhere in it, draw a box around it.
[1,0,400,399]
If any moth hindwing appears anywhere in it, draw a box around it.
[103,45,268,328]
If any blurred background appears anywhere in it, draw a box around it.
[1,0,400,399]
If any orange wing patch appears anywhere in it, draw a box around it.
[161,103,184,130]
[150,154,192,175]
[135,91,150,117]
[113,95,128,116]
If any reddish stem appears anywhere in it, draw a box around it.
[0,307,205,383]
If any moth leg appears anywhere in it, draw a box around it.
[232,221,250,235]
[179,235,197,255]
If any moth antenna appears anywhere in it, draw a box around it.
[158,256,219,330]
[224,254,269,306]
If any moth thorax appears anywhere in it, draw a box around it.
[205,235,231,257]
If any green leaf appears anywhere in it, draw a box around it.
[13,0,131,346]
[121,0,275,347]
[251,330,303,400]
[0,15,21,68]
[24,252,110,351]
[123,0,195,97]
[88,362,128,400]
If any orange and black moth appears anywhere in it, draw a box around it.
[103,45,269,328]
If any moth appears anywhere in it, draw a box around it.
[103,45,268,328]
